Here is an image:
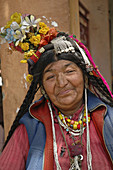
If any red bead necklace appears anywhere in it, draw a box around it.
[58,108,90,131]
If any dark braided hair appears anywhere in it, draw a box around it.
[2,32,113,150]
[2,76,40,150]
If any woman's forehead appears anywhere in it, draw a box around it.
[43,60,79,73]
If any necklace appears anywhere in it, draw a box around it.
[56,110,85,170]
[58,107,90,132]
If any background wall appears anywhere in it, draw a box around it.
[109,0,113,89]
[0,0,71,138]
[81,0,111,87]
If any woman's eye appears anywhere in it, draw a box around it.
[46,75,55,80]
[66,70,75,73]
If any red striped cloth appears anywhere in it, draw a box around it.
[0,124,29,170]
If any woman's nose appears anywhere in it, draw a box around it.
[56,73,68,87]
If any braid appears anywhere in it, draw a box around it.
[88,75,113,106]
[72,55,113,107]
[2,76,40,150]
[60,32,113,105]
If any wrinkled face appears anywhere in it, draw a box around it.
[43,60,84,115]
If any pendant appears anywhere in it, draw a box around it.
[68,142,83,157]
[69,155,83,170]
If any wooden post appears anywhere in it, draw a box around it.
[69,0,80,39]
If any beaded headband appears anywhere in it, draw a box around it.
[0,12,113,99]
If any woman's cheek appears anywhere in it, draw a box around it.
[44,81,55,94]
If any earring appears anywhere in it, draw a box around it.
[41,86,48,99]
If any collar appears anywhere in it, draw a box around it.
[87,90,107,112]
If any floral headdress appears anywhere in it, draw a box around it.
[0,12,58,82]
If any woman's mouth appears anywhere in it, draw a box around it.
[57,89,72,96]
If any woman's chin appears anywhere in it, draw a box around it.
[56,97,77,108]
[57,93,77,104]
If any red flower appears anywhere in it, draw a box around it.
[9,42,23,53]
[39,27,58,47]
[39,39,48,47]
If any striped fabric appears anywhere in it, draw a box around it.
[0,124,29,170]
[0,119,112,170]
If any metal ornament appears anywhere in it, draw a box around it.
[69,155,83,170]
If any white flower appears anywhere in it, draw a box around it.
[21,15,41,31]
[0,27,6,34]
[10,21,20,31]
[51,21,58,27]
[14,29,26,46]
[0,27,7,44]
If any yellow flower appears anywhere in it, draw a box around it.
[39,22,49,34]
[20,42,29,51]
[5,12,22,29]
[11,12,22,24]
[20,60,27,63]
[24,50,35,59]
[39,27,49,35]
[5,20,13,29]
[27,32,35,38]
[29,34,41,46]
[26,74,33,83]
[39,22,47,28]
[33,41,39,46]
[20,50,36,63]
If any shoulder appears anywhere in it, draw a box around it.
[12,124,29,147]
[104,104,113,122]
[19,112,39,145]
[19,96,46,145]
[19,96,45,124]
[88,90,113,113]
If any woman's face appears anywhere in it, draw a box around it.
[43,60,84,116]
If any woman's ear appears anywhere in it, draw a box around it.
[40,86,45,95]
[40,86,48,99]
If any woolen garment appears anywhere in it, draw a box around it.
[0,124,29,170]
[0,90,113,169]
[0,112,112,170]
[0,117,112,170]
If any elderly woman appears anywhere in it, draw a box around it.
[0,14,113,170]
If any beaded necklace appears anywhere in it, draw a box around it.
[56,107,91,169]
[58,107,91,136]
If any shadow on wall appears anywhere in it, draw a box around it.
[0,76,4,153]
[0,125,4,154]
